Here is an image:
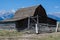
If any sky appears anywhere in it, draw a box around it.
[0,0,60,14]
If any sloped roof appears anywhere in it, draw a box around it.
[0,4,57,22]
[0,5,38,22]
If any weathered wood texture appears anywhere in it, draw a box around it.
[15,5,57,31]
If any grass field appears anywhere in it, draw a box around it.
[0,30,23,36]
[0,30,60,40]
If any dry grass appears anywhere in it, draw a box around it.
[0,30,23,36]
[0,30,60,40]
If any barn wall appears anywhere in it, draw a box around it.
[47,17,57,25]
[34,5,47,23]
[0,22,16,30]
[15,18,28,31]
[34,5,57,25]
[15,5,57,31]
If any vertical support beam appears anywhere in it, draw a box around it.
[55,22,59,32]
[28,17,30,29]
[37,15,38,25]
[35,24,38,34]
[35,15,39,34]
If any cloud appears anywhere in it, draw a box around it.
[0,10,16,20]
[11,10,15,13]
[54,6,60,9]
[48,12,60,17]
[9,9,16,13]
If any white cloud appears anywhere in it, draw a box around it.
[48,12,60,17]
[0,10,6,16]
[8,9,16,13]
[0,10,16,16]
[54,6,60,9]
[11,10,15,12]
[21,7,25,8]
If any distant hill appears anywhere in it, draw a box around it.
[47,13,60,21]
[0,10,15,20]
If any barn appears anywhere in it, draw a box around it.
[0,5,57,32]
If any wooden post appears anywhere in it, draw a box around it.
[28,17,30,29]
[35,15,39,34]
[35,24,38,34]
[37,15,38,25]
[55,22,59,32]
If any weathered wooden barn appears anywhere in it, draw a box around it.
[0,5,57,32]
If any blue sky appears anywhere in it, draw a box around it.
[0,0,60,13]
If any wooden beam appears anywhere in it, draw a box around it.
[35,24,38,34]
[35,15,39,34]
[55,22,59,32]
[28,17,30,29]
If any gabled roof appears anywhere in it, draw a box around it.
[0,5,57,22]
[0,5,43,22]
[0,5,37,22]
